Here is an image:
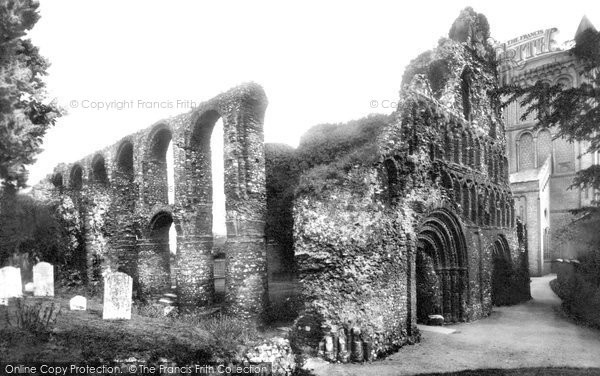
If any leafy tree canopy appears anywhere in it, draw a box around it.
[495,27,600,209]
[0,0,62,189]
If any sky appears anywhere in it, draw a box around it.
[24,0,600,187]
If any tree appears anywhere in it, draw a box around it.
[496,26,600,211]
[0,0,62,189]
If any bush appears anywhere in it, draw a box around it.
[3,298,61,338]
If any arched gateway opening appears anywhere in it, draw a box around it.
[491,235,513,306]
[416,209,468,323]
[138,211,175,297]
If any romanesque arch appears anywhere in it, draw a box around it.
[41,83,268,320]
[52,173,63,189]
[91,154,109,185]
[416,209,468,323]
[70,164,83,190]
[385,158,401,202]
[461,68,473,121]
[138,211,175,297]
[115,140,134,183]
[144,124,172,207]
[469,184,477,222]
[518,132,535,170]
[491,235,513,305]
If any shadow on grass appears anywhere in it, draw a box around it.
[420,368,600,376]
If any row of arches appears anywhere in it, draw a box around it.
[415,208,516,323]
[53,111,228,299]
[439,171,514,228]
[383,157,514,228]
[432,128,508,183]
[52,140,136,190]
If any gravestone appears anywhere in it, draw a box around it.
[33,262,54,297]
[24,282,34,293]
[102,272,132,320]
[0,266,22,304]
[70,295,87,311]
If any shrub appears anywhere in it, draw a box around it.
[4,298,61,338]
[196,314,260,354]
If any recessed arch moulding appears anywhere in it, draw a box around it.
[291,8,531,361]
[37,83,268,320]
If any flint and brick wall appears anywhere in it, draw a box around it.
[38,83,269,319]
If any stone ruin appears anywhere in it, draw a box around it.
[34,83,268,320]
[31,7,531,361]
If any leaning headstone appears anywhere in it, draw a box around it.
[33,262,54,297]
[0,266,23,305]
[70,295,87,311]
[102,271,132,320]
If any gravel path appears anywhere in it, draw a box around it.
[307,275,600,375]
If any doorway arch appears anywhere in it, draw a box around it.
[416,209,469,323]
[491,235,513,306]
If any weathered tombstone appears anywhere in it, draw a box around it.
[428,314,445,326]
[70,295,87,311]
[33,262,54,297]
[0,266,23,304]
[24,282,34,293]
[102,271,132,320]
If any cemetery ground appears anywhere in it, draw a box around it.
[0,286,271,366]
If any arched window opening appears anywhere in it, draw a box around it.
[461,131,469,165]
[190,110,226,239]
[116,141,134,182]
[52,173,63,189]
[518,133,535,170]
[145,126,172,206]
[462,183,469,218]
[470,185,477,222]
[454,135,461,163]
[461,69,473,121]
[445,130,453,161]
[211,118,226,238]
[70,165,83,190]
[91,155,109,185]
[385,159,400,203]
[490,191,497,227]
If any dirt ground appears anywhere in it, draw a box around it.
[306,275,600,376]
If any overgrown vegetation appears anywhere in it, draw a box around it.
[3,298,61,338]
[0,190,84,282]
[294,114,389,196]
